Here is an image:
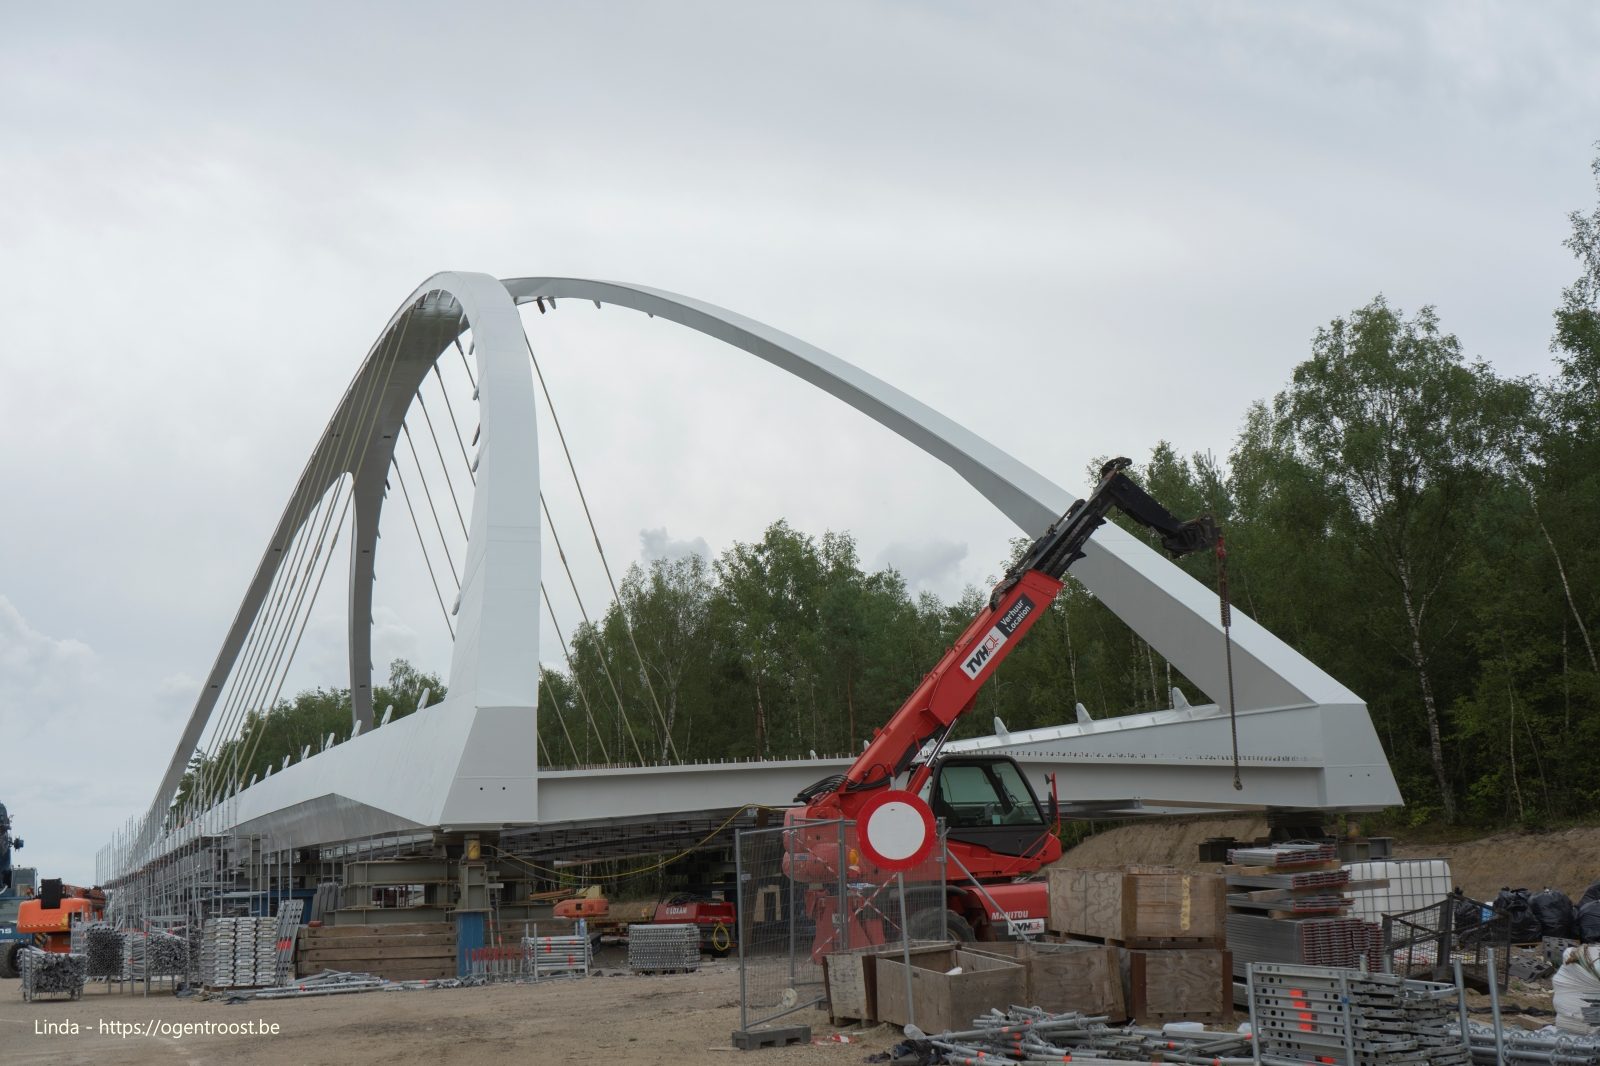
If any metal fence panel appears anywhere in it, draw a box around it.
[736,818,949,1034]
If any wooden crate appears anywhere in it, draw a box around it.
[967,940,1126,1022]
[296,922,456,982]
[1124,948,1233,1025]
[875,947,1025,1034]
[824,949,880,1024]
[1048,866,1225,946]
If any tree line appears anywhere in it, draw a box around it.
[180,152,1599,830]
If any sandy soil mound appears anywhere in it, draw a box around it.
[1052,815,1266,871]
[1055,816,1600,903]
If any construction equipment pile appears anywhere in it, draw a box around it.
[1248,962,1467,1065]
[201,916,279,989]
[1226,844,1382,978]
[131,928,189,978]
[19,948,88,1001]
[898,1007,1254,1065]
[83,924,128,978]
[1459,1020,1600,1064]
[628,923,700,973]
[524,933,591,978]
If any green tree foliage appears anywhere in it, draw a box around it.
[1241,298,1527,822]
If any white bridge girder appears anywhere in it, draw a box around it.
[114,272,1400,877]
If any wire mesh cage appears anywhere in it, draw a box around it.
[735,818,949,1036]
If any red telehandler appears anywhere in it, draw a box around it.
[785,458,1216,951]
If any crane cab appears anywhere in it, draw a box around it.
[922,754,1056,859]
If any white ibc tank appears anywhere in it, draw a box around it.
[1345,858,1453,921]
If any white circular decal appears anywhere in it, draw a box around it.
[864,799,930,862]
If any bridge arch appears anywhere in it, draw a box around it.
[142,270,1364,853]
[149,273,539,837]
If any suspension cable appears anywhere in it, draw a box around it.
[393,458,458,637]
[415,389,469,536]
[210,301,458,806]
[219,478,351,790]
[195,298,418,805]
[201,462,347,804]
[528,344,682,763]
[1216,533,1243,791]
[201,454,346,785]
[232,485,357,787]
[541,585,610,764]
[537,667,583,766]
[402,423,461,584]
[540,493,647,765]
[433,363,477,484]
[197,486,327,800]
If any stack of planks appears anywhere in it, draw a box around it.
[1046,864,1233,1024]
[1224,843,1384,979]
[296,922,457,982]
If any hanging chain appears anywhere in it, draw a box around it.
[1216,532,1243,790]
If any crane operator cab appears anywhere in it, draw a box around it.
[920,754,1054,858]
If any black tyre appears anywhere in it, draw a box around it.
[907,908,974,943]
[0,942,20,980]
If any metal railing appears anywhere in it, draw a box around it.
[734,818,948,1036]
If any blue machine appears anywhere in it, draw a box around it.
[0,802,36,978]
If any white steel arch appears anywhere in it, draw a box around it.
[143,273,540,850]
[125,271,1396,873]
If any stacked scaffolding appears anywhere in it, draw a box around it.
[1248,962,1470,1066]
[19,949,88,1001]
[628,923,700,973]
[1226,843,1382,977]
[201,917,279,989]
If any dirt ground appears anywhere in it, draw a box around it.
[0,961,899,1066]
[1055,815,1600,901]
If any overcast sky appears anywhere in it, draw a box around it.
[2,2,1596,884]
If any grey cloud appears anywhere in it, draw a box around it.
[0,595,99,736]
[878,540,970,594]
[639,528,711,565]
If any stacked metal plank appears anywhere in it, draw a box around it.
[201,916,280,988]
[522,934,591,978]
[1249,962,1469,1066]
[272,900,304,986]
[19,948,88,1001]
[1226,843,1381,977]
[628,923,700,973]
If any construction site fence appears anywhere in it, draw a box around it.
[1382,898,1511,993]
[735,818,949,1035]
